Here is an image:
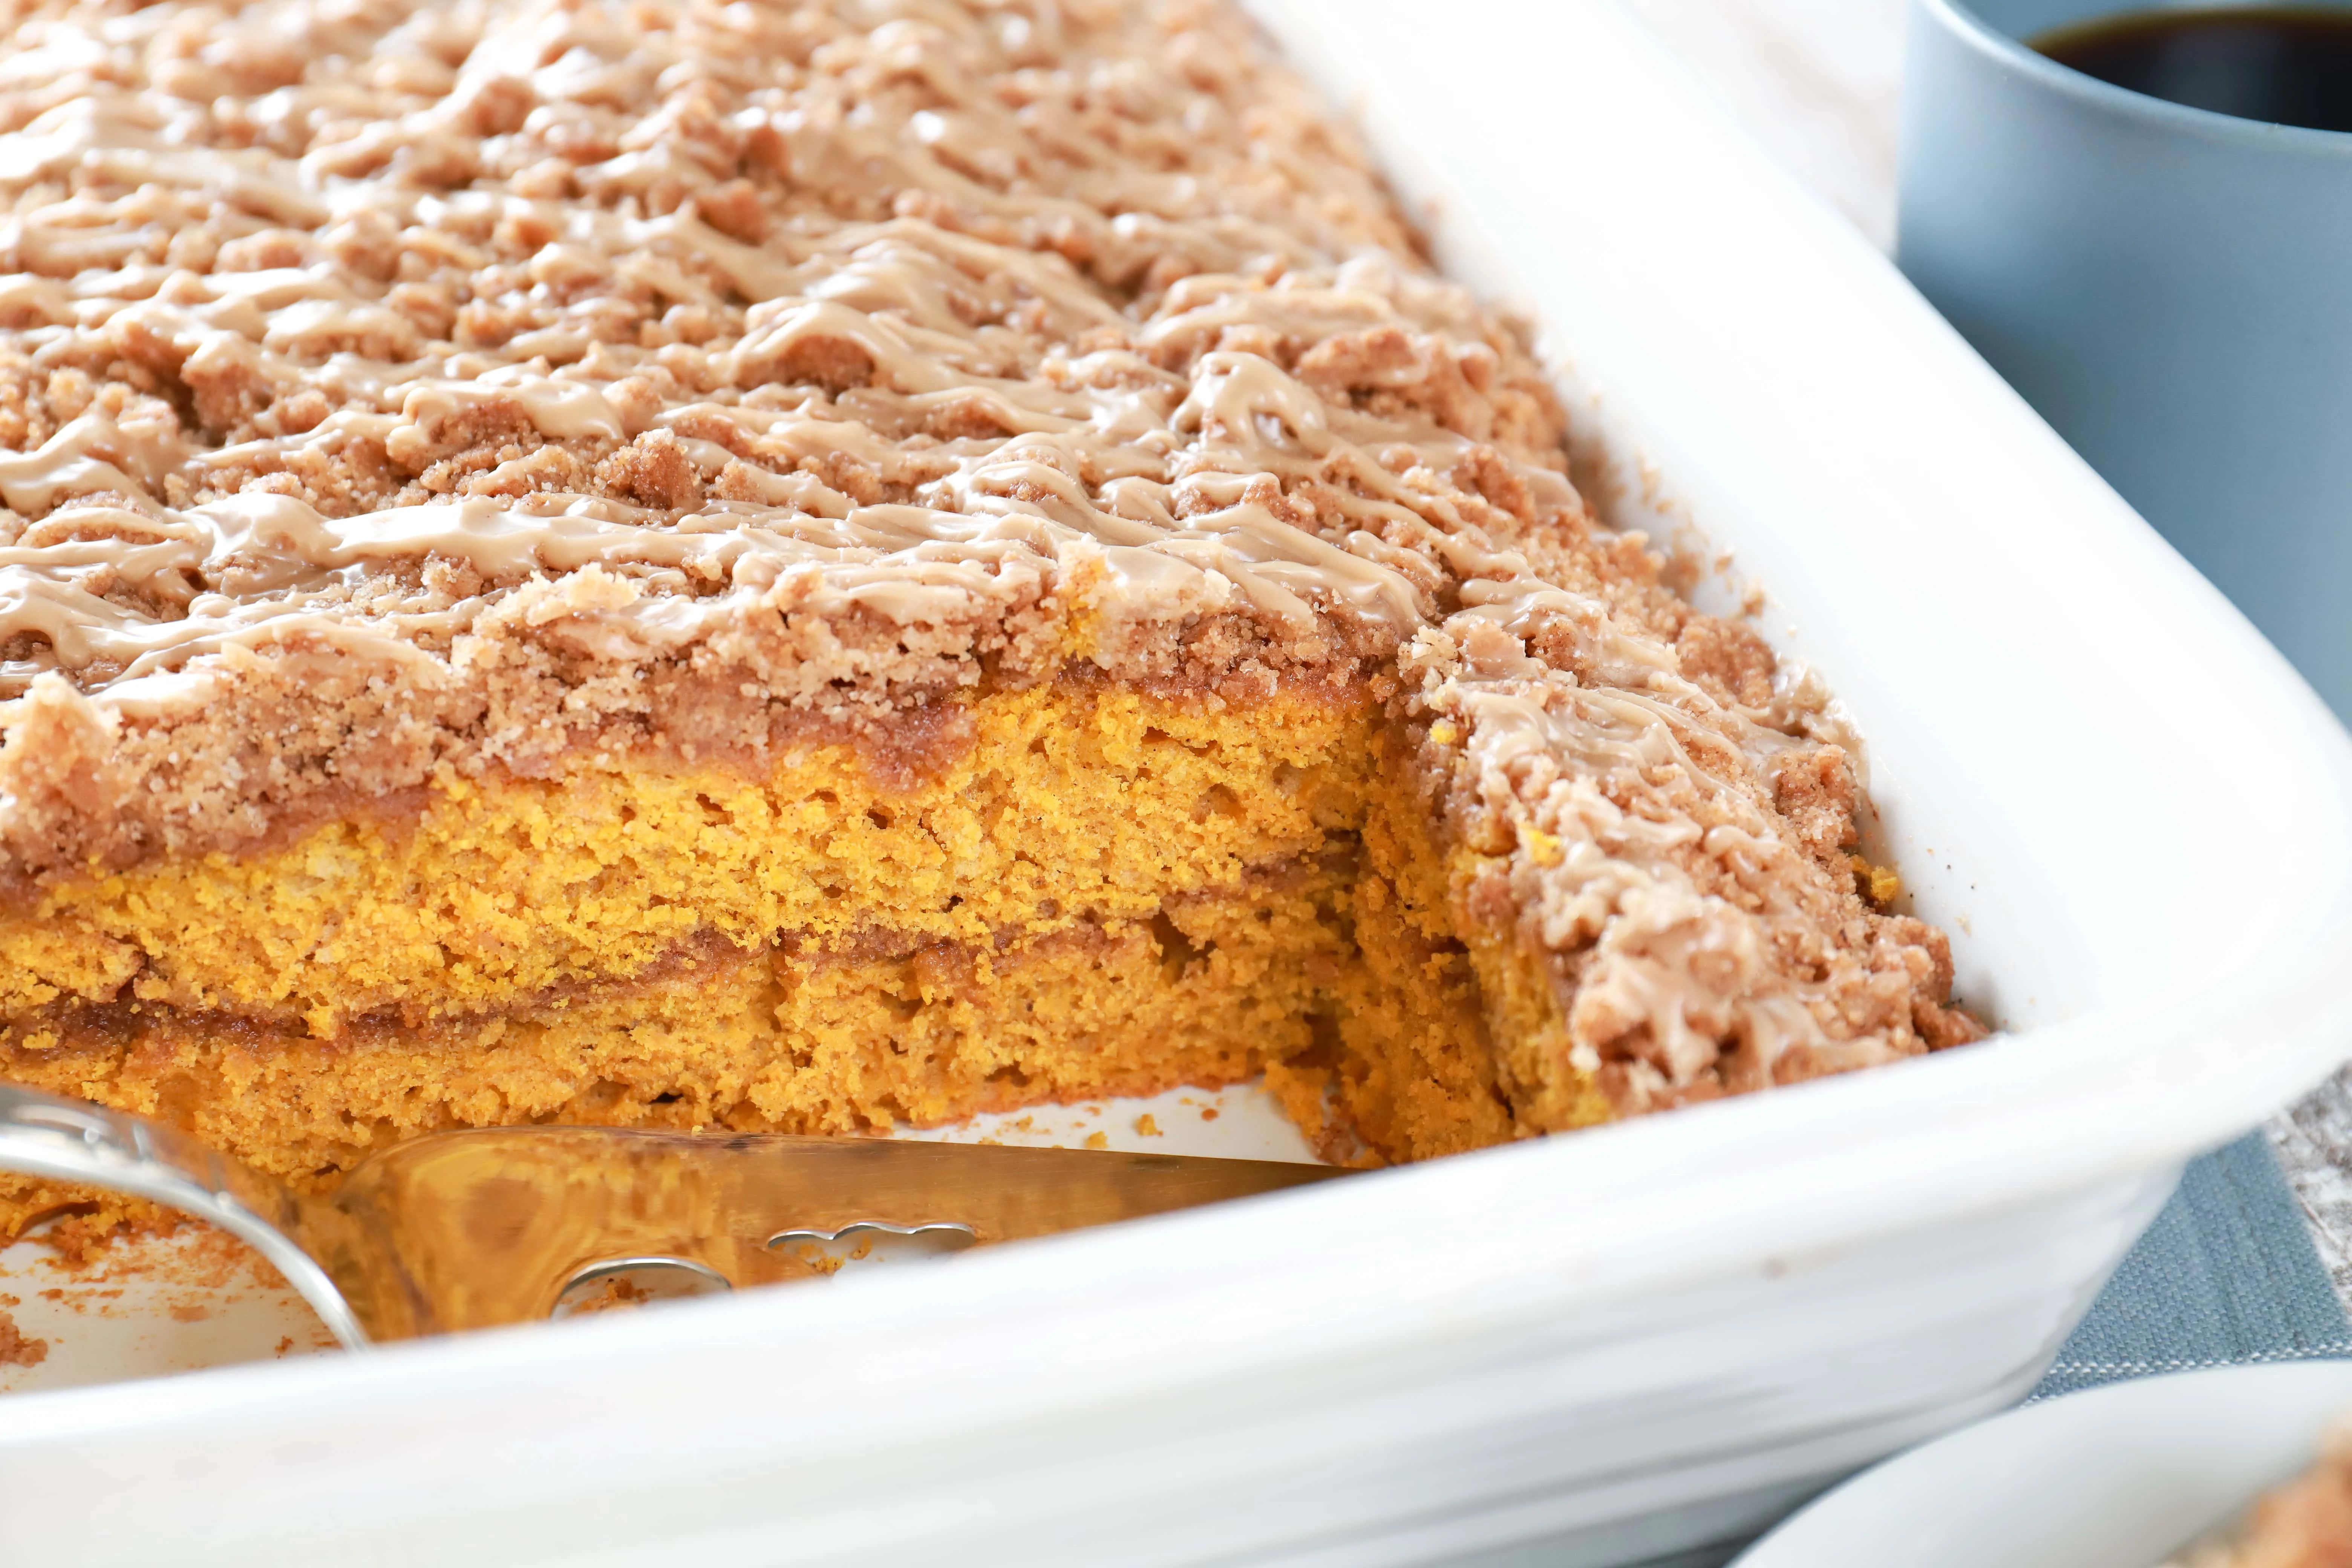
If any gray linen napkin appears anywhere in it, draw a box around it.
[2032,1132,2352,1400]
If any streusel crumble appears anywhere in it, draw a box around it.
[0,0,1982,1231]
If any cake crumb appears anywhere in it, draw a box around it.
[0,1308,47,1368]
[1200,1107,1221,1122]
[565,1276,654,1313]
[1084,1132,1110,1151]
[1848,855,1903,906]
[1134,1114,1161,1137]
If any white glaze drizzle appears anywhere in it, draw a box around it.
[0,0,1547,712]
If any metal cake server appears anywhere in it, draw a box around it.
[0,1083,1341,1348]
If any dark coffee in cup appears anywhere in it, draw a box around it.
[2030,6,2352,132]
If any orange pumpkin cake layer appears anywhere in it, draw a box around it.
[0,0,1981,1232]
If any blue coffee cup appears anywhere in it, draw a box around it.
[1898,0,2352,718]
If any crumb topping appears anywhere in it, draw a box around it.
[1400,575,1982,1110]
[0,0,1654,875]
[0,0,1984,1109]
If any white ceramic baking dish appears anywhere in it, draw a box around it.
[3,2,2350,1563]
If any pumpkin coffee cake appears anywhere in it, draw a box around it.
[0,0,1982,1233]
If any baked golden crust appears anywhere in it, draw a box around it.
[0,0,1984,1233]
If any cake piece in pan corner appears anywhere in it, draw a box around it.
[0,0,1981,1234]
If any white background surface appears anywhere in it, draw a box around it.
[1628,0,1908,245]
